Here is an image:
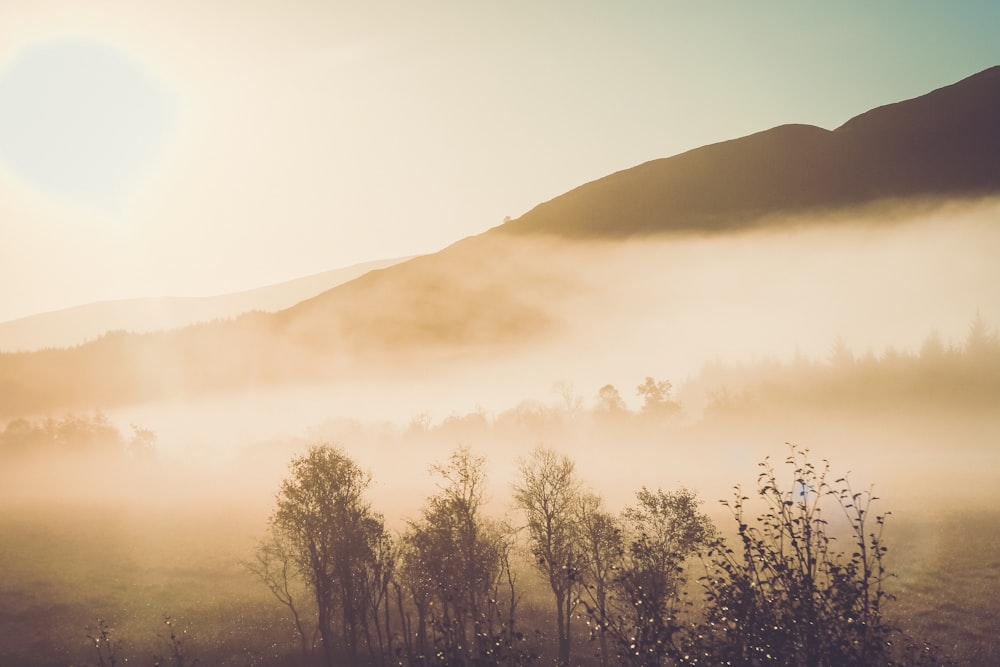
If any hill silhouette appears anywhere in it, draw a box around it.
[269,65,1000,356]
[1,67,998,416]
[499,66,1000,237]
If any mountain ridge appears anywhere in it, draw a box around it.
[2,66,998,416]
[498,65,1000,238]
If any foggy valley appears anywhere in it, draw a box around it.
[2,197,999,665]
[1,20,999,666]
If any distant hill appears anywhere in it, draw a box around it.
[1,66,998,417]
[0,257,410,352]
[499,65,1000,237]
[271,66,1000,354]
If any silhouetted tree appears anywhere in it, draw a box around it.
[513,446,582,667]
[603,487,714,666]
[828,335,855,367]
[552,381,584,420]
[127,423,158,460]
[965,309,999,358]
[576,491,622,667]
[269,443,386,667]
[636,376,681,418]
[595,384,628,416]
[359,527,396,665]
[401,446,523,666]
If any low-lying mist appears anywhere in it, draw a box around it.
[85,198,990,424]
[2,197,999,665]
[499,196,1000,387]
[7,198,996,503]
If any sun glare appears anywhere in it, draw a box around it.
[0,38,179,218]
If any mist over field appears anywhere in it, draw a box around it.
[2,28,1000,663]
[57,196,1000,453]
[2,196,998,664]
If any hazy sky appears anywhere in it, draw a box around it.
[1,1,998,322]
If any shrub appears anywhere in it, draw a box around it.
[686,445,947,667]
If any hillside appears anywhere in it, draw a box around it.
[499,66,1000,237]
[270,65,1000,355]
[1,66,998,416]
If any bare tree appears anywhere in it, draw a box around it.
[552,381,584,420]
[393,533,432,664]
[576,491,622,667]
[359,527,396,665]
[400,446,521,665]
[513,445,581,667]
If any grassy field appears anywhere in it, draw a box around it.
[0,500,296,666]
[1,495,997,666]
[888,508,1000,666]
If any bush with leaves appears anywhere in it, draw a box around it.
[687,445,947,667]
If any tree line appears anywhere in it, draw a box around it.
[699,313,1000,419]
[0,411,156,461]
[246,443,947,667]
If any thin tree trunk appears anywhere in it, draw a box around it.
[318,598,335,667]
[597,583,608,667]
[555,589,569,667]
[394,582,414,664]
[562,588,573,667]
[342,592,359,667]
[382,582,393,666]
[506,561,518,667]
[289,601,308,658]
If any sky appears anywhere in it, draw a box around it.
[1,1,999,323]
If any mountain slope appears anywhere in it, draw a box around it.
[273,66,1000,356]
[0,257,410,352]
[499,66,1000,238]
[1,67,998,417]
